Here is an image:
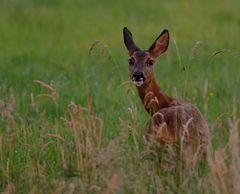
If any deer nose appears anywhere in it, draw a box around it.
[132,71,145,82]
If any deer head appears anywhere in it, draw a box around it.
[123,27,169,87]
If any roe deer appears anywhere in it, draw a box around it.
[123,27,210,156]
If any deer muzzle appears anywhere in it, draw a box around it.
[132,71,145,86]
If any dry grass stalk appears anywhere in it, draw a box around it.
[228,97,240,194]
[25,155,36,185]
[208,148,228,194]
[6,158,10,183]
[202,79,209,115]
[33,80,59,105]
[209,49,231,61]
[189,41,201,61]
[0,89,16,130]
[52,126,68,169]
[65,101,103,173]
[171,36,182,69]
[127,106,140,151]
[33,80,56,93]
[206,98,240,194]
[89,40,108,56]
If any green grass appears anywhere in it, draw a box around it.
[0,0,240,193]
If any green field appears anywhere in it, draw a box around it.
[0,0,240,193]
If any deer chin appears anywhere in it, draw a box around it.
[133,80,144,87]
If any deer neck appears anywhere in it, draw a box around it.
[137,76,173,115]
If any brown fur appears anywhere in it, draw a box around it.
[123,27,210,154]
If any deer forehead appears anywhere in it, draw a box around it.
[132,50,150,61]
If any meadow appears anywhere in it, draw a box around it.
[0,0,240,193]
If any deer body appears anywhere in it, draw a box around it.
[123,27,210,154]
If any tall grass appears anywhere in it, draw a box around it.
[0,86,240,193]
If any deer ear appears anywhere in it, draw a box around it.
[123,27,139,55]
[148,29,169,58]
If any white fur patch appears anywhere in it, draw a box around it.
[133,81,143,87]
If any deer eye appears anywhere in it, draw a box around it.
[128,58,134,66]
[147,59,155,66]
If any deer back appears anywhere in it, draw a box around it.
[144,101,210,153]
